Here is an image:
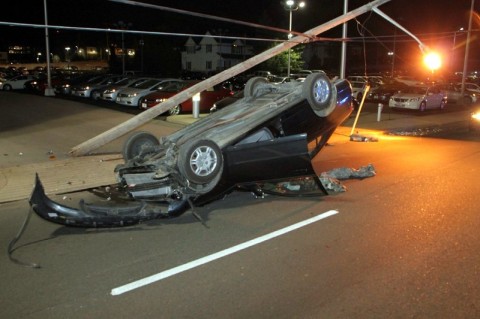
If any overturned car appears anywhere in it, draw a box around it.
[30,72,354,227]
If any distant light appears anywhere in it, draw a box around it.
[424,52,442,71]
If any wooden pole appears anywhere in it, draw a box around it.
[70,0,391,156]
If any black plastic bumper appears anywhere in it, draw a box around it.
[29,174,166,227]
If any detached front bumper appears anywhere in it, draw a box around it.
[29,174,167,227]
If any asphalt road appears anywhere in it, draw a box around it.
[1,91,480,318]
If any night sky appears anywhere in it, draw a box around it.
[0,0,478,73]
[0,0,476,42]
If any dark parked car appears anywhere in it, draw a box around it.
[30,72,354,227]
[140,80,234,115]
[366,82,409,103]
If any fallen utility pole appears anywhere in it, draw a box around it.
[70,0,391,157]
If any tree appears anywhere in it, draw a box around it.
[260,44,305,75]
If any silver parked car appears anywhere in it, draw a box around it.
[115,78,182,107]
[389,85,447,111]
[71,75,127,99]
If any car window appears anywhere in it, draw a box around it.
[135,79,160,89]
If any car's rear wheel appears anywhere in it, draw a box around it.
[303,72,335,117]
[244,77,269,98]
[122,131,160,161]
[419,101,427,112]
[169,104,181,115]
[178,139,223,187]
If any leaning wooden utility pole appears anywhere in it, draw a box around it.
[70,0,391,156]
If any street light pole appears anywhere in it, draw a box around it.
[284,0,305,77]
[461,0,474,95]
[451,27,464,73]
[43,0,54,96]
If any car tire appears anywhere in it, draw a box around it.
[244,77,269,98]
[419,101,427,112]
[122,131,160,161]
[169,104,181,115]
[303,72,335,117]
[178,139,223,186]
[440,99,447,110]
[3,84,12,91]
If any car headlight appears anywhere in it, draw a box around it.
[127,93,137,97]
[155,98,167,103]
[471,111,480,121]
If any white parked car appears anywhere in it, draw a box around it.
[0,75,35,90]
[115,78,182,107]
[351,80,368,101]
[389,85,447,111]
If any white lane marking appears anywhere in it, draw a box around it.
[111,209,339,296]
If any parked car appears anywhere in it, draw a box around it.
[351,81,368,101]
[0,74,35,90]
[366,81,409,103]
[71,75,127,99]
[389,85,447,111]
[54,73,104,95]
[139,80,234,114]
[100,77,147,102]
[440,83,477,105]
[462,82,480,94]
[115,78,182,108]
[24,75,67,95]
[30,72,354,227]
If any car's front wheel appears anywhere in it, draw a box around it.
[169,104,181,115]
[303,72,335,117]
[178,139,223,188]
[440,99,447,110]
[3,84,12,91]
[122,131,160,161]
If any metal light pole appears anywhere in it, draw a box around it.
[451,27,464,72]
[284,0,305,77]
[340,0,348,79]
[461,0,474,95]
[43,0,55,96]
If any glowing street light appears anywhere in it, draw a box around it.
[283,0,305,77]
[424,51,442,73]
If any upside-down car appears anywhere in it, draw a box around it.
[30,72,354,227]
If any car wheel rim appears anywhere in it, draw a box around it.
[313,79,330,104]
[189,146,218,177]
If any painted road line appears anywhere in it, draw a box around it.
[111,209,339,296]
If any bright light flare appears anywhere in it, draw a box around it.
[423,52,442,71]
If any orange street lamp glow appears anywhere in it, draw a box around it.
[424,52,442,71]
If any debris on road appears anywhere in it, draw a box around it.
[350,134,379,142]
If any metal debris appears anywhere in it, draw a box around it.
[350,134,378,142]
[319,164,376,193]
